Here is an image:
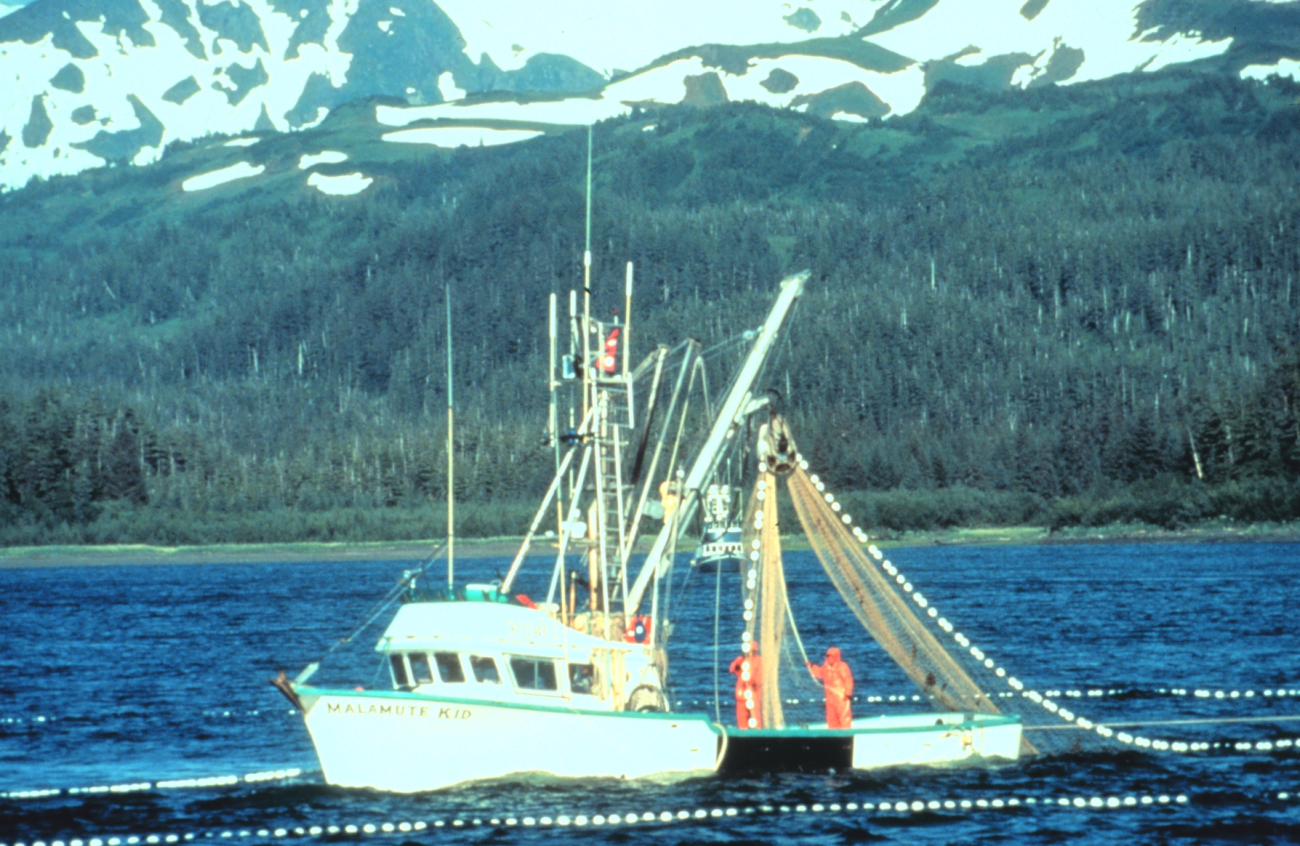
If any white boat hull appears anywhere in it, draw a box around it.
[297,687,1021,791]
[298,687,721,792]
[850,712,1023,768]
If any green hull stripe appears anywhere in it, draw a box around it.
[300,685,719,727]
[299,686,1019,738]
[736,716,1022,738]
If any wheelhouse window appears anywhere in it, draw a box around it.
[509,656,558,692]
[408,652,434,685]
[568,662,595,695]
[433,652,465,683]
[389,654,410,688]
[469,655,501,684]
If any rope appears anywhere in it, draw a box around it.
[784,599,819,684]
[1027,715,1300,730]
[0,792,1198,842]
[330,539,448,653]
[1,768,308,800]
[699,359,712,437]
[698,331,751,361]
[712,555,723,724]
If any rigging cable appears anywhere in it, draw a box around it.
[329,540,449,653]
[784,598,819,683]
[712,556,724,724]
[1026,715,1300,731]
[698,332,750,362]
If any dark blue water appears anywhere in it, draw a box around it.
[2,541,1299,844]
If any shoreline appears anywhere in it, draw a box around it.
[2,522,1297,569]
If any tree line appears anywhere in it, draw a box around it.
[0,68,1297,545]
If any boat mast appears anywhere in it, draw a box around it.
[616,261,634,610]
[446,283,455,593]
[549,293,562,534]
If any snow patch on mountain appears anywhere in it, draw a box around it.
[868,0,1231,86]
[182,160,264,191]
[381,126,544,147]
[437,70,465,101]
[299,150,348,168]
[1241,57,1300,82]
[730,57,926,116]
[430,0,860,76]
[306,170,370,194]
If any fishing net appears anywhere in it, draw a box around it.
[736,467,786,728]
[725,416,1272,757]
[789,460,1059,754]
[786,465,1002,716]
[735,421,846,730]
[738,416,1061,753]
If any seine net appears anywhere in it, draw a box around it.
[786,465,1003,716]
[745,416,1094,753]
[737,464,827,729]
[726,416,1165,753]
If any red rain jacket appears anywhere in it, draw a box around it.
[808,649,854,729]
[729,654,763,729]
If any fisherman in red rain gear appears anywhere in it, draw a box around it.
[729,653,763,729]
[807,647,854,729]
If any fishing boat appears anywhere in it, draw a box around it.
[688,483,744,573]
[272,263,1024,792]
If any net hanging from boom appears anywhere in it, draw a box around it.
[786,462,1002,716]
[734,415,1260,756]
[743,415,1044,751]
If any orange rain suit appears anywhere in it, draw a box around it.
[807,647,854,729]
[729,653,763,729]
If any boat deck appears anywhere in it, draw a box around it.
[717,712,1022,773]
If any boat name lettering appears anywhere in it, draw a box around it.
[327,702,433,718]
[506,621,563,641]
[438,707,472,720]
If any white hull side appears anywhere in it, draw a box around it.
[300,689,720,792]
[851,715,1023,769]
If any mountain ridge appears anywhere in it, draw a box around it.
[2,0,1298,192]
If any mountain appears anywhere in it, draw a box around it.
[1,0,1298,193]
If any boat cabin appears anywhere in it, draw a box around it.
[375,592,662,712]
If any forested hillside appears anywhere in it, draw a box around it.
[2,68,1298,545]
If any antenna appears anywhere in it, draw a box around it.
[549,292,563,533]
[446,283,455,593]
[624,261,633,382]
[582,124,593,423]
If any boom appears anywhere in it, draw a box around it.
[625,270,807,615]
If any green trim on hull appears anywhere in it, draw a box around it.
[736,714,1023,739]
[298,686,1019,742]
[298,684,720,727]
